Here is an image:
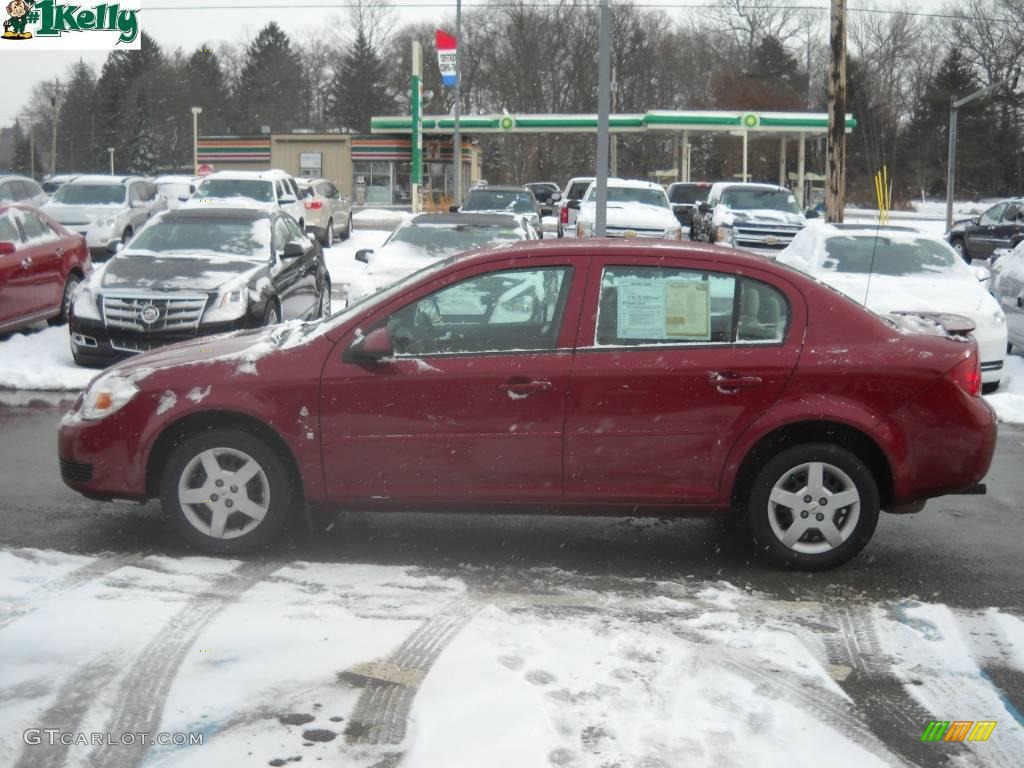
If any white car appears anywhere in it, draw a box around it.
[42,175,166,258]
[153,174,199,210]
[0,174,48,208]
[575,179,682,240]
[778,222,1007,391]
[989,239,1024,353]
[185,170,306,229]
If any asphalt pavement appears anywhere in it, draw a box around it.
[0,394,1021,613]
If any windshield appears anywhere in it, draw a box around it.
[462,190,537,215]
[195,179,275,203]
[50,184,124,205]
[586,186,670,209]
[823,235,962,276]
[721,188,800,213]
[127,217,272,258]
[668,184,710,204]
[387,221,525,257]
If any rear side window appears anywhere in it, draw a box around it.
[596,266,789,346]
[0,183,14,202]
[567,181,591,200]
[0,211,22,244]
[23,179,43,198]
[18,210,57,242]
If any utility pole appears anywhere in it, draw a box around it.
[29,122,35,178]
[108,146,114,175]
[595,0,611,237]
[610,66,617,177]
[50,79,61,177]
[411,41,423,213]
[825,0,847,223]
[453,0,462,203]
[191,106,203,175]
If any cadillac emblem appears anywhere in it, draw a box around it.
[765,236,778,245]
[140,304,161,325]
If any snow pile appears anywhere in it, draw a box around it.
[352,209,414,228]
[984,354,1024,422]
[321,228,390,305]
[0,325,96,391]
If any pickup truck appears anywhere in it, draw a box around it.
[690,182,807,253]
[556,176,595,238]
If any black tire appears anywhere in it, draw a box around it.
[746,443,880,571]
[321,218,334,247]
[343,213,353,240]
[49,271,82,326]
[263,301,280,326]
[951,238,970,264]
[160,429,292,554]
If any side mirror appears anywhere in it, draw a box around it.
[178,194,190,202]
[448,204,461,213]
[698,202,712,214]
[971,216,980,225]
[279,194,297,206]
[804,208,819,219]
[355,248,374,263]
[567,200,581,210]
[342,326,393,363]
[550,192,561,203]
[969,264,991,283]
[107,239,123,255]
[0,241,16,255]
[282,241,305,259]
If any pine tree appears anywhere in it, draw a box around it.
[126,92,157,175]
[327,28,395,133]
[11,123,42,178]
[57,60,97,172]
[234,23,306,134]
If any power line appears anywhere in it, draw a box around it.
[141,3,1021,24]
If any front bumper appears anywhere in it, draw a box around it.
[69,314,252,367]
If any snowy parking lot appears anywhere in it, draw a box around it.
[2,547,1022,768]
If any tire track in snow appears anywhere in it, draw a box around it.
[89,559,281,768]
[0,551,146,631]
[342,608,473,761]
[820,604,948,768]
[11,655,121,768]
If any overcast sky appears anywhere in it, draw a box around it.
[1,0,953,127]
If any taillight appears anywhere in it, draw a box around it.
[560,205,569,224]
[948,351,981,396]
[305,200,322,210]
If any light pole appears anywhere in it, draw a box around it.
[946,67,1021,232]
[453,0,462,203]
[191,106,202,175]
[108,146,114,175]
[50,78,62,177]
[595,0,610,237]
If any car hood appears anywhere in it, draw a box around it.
[580,203,678,228]
[98,252,267,292]
[720,208,805,226]
[42,203,122,223]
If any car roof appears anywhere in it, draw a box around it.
[409,213,526,227]
[667,181,711,188]
[153,175,196,184]
[469,185,531,193]
[65,175,141,185]
[526,182,559,187]
[0,174,38,183]
[712,182,786,192]
[201,171,284,181]
[162,207,272,221]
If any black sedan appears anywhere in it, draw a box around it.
[69,208,330,367]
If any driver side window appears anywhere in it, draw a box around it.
[387,267,571,357]
[980,203,1006,225]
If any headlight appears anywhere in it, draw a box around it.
[92,216,117,229]
[81,374,140,421]
[715,226,736,245]
[202,289,248,323]
[665,226,682,240]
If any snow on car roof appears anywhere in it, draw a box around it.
[199,171,279,181]
[408,213,526,227]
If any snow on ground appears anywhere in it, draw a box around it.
[1,549,1022,767]
[0,324,97,391]
[352,208,414,229]
[323,228,390,305]
[985,354,1024,423]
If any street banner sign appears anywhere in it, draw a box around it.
[436,29,457,87]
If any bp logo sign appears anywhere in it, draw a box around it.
[742,113,760,129]
[500,115,515,131]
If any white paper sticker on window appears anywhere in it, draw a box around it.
[617,279,666,339]
[665,280,710,340]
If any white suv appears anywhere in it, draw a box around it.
[575,179,682,240]
[42,175,166,258]
[185,170,306,229]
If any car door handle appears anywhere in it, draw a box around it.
[498,379,553,394]
[709,372,763,391]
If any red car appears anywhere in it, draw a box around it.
[58,240,996,569]
[0,204,90,333]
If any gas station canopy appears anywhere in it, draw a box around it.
[371,110,856,136]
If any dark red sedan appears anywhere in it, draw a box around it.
[0,204,90,333]
[58,240,996,569]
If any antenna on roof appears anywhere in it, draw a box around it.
[864,165,892,305]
